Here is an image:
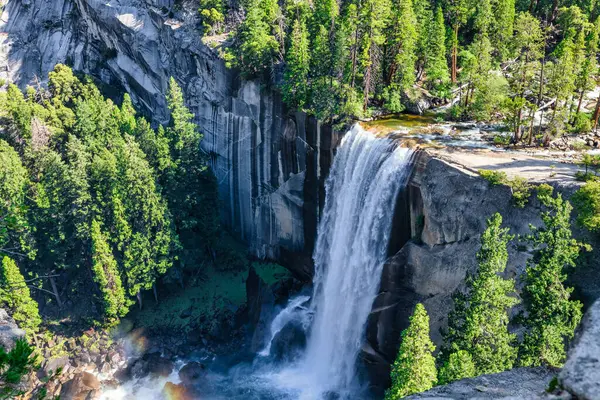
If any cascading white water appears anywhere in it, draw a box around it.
[301,124,413,396]
[95,125,413,400]
[259,295,312,357]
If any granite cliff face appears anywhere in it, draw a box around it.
[0,0,338,274]
[363,150,600,391]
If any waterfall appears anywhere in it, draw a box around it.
[96,124,414,400]
[298,124,414,397]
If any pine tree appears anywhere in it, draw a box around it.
[90,220,128,322]
[389,0,418,90]
[0,257,41,336]
[444,0,469,83]
[520,187,585,368]
[442,213,519,376]
[236,0,281,75]
[510,12,545,142]
[0,140,33,258]
[425,7,450,89]
[492,0,516,61]
[0,339,36,399]
[283,17,311,109]
[437,349,476,385]
[312,0,338,32]
[386,303,437,399]
[413,0,432,78]
[164,78,220,272]
[359,0,392,109]
[546,37,577,141]
[474,0,493,35]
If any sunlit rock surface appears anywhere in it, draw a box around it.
[560,299,600,400]
[0,0,338,270]
[364,151,600,391]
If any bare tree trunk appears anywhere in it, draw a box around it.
[528,108,536,146]
[576,89,585,115]
[550,0,560,23]
[452,24,459,83]
[593,94,600,129]
[515,108,523,143]
[49,276,62,308]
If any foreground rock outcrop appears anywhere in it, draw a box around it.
[405,367,554,400]
[560,299,600,399]
[364,150,600,390]
[404,298,600,399]
[0,308,25,351]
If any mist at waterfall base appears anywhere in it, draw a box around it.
[102,125,414,400]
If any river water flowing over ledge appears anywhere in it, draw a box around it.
[101,125,414,400]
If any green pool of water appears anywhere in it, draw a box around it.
[363,113,439,133]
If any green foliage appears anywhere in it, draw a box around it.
[437,349,476,385]
[425,7,450,90]
[90,220,129,322]
[520,189,585,368]
[388,0,417,91]
[199,0,226,35]
[0,65,224,328]
[573,180,600,231]
[570,112,592,133]
[283,18,311,109]
[0,257,41,336]
[441,214,519,378]
[164,78,221,271]
[235,0,282,75]
[385,303,436,399]
[0,339,36,399]
[478,170,533,207]
[0,140,33,258]
[479,169,508,185]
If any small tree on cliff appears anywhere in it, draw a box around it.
[0,256,41,337]
[437,349,476,385]
[90,220,129,322]
[519,186,586,368]
[386,303,437,399]
[441,213,519,378]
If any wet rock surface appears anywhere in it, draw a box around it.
[178,361,206,386]
[270,320,307,362]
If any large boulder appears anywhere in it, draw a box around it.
[0,308,25,351]
[270,320,307,362]
[246,266,276,352]
[129,352,174,379]
[560,299,600,399]
[60,372,101,400]
[163,382,194,400]
[178,361,206,386]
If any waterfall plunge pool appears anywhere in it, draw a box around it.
[100,125,415,400]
